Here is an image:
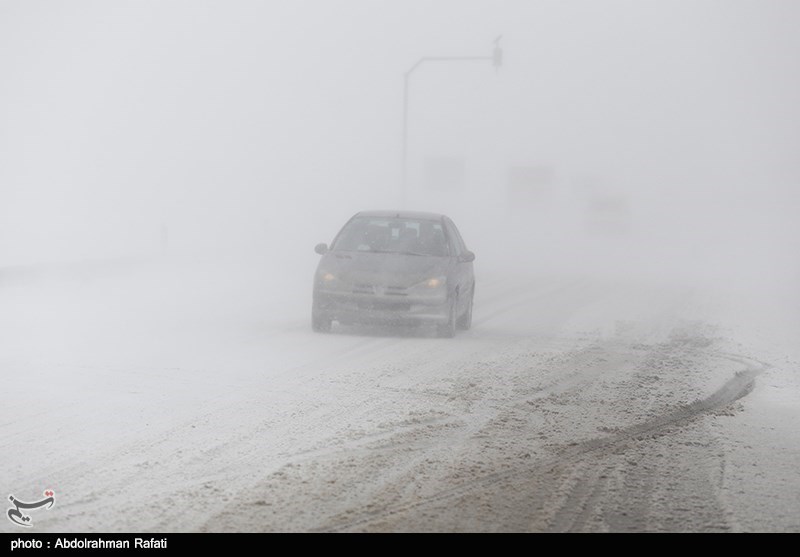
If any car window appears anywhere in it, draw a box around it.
[444,219,466,256]
[332,217,450,257]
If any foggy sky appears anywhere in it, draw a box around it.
[1,1,798,273]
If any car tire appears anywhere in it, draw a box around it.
[312,306,332,333]
[457,285,474,330]
[437,296,457,338]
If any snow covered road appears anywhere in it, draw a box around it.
[2,254,798,532]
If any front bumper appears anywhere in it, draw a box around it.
[313,290,450,325]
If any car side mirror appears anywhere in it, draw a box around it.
[459,251,475,263]
[314,243,329,255]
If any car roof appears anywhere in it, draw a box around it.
[354,210,446,221]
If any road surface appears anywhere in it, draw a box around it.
[1,254,798,532]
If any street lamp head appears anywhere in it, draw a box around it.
[492,43,503,70]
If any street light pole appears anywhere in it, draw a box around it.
[401,38,503,207]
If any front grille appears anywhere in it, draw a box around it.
[352,284,409,296]
[352,284,375,295]
[384,286,408,297]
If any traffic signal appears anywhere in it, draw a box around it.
[493,44,503,69]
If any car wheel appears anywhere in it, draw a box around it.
[437,295,457,338]
[457,285,474,330]
[312,306,332,333]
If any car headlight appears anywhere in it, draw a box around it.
[414,276,446,289]
[425,277,443,288]
[316,271,338,288]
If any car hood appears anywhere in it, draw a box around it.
[318,251,449,287]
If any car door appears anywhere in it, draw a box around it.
[443,217,473,314]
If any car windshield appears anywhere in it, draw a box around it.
[331,217,449,257]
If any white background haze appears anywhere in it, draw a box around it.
[1,1,798,288]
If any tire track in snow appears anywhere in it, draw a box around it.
[317,352,765,532]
